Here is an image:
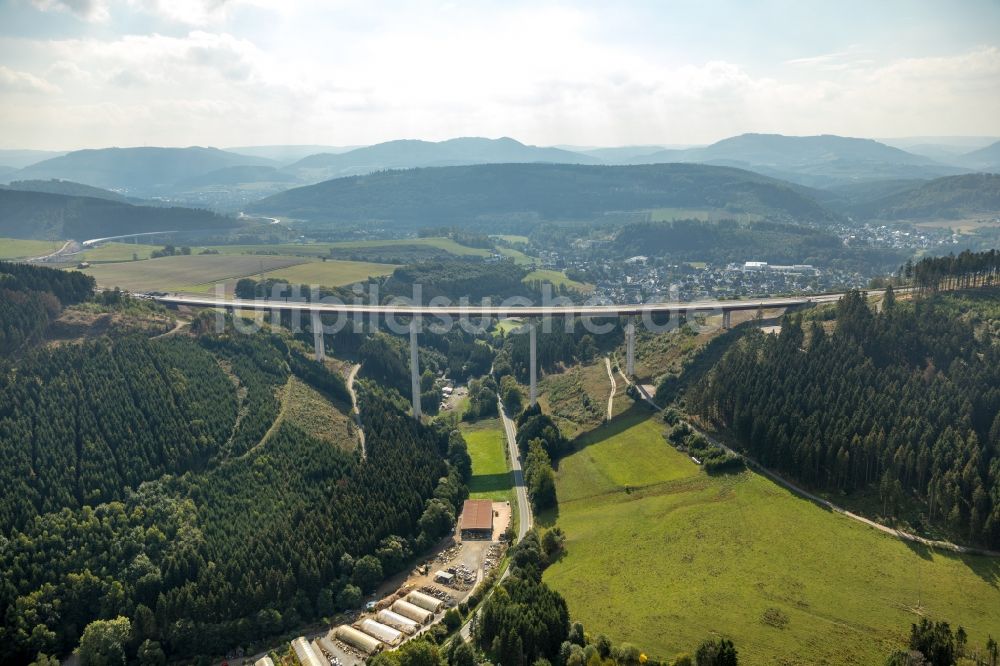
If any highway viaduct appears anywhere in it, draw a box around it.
[155,292,847,419]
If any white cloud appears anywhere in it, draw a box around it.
[31,0,109,21]
[3,3,999,149]
[0,65,60,94]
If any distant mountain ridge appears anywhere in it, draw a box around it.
[956,140,1000,171]
[283,136,600,181]
[13,146,274,196]
[249,162,837,229]
[606,133,969,187]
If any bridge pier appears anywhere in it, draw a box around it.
[529,321,537,407]
[311,310,325,361]
[625,317,635,377]
[722,310,732,330]
[410,318,422,420]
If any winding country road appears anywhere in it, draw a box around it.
[346,363,365,455]
[458,398,532,642]
[604,357,616,421]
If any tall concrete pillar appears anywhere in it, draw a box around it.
[722,310,732,330]
[625,317,635,377]
[529,321,537,407]
[410,318,421,420]
[311,310,325,361]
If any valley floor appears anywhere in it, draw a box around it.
[541,409,1000,665]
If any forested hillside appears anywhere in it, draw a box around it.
[0,260,93,352]
[0,265,472,663]
[249,162,837,229]
[0,189,236,240]
[691,286,1000,547]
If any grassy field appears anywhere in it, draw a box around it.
[82,254,311,293]
[542,409,1000,665]
[202,237,492,258]
[0,238,65,260]
[461,419,514,501]
[495,234,530,244]
[80,254,395,293]
[524,268,594,293]
[493,318,525,334]
[648,207,764,222]
[255,259,396,287]
[79,242,162,262]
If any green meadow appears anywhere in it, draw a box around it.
[461,419,514,502]
[542,409,1000,665]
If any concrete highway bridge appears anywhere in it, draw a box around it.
[155,292,850,419]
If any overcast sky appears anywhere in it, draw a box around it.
[1,0,999,150]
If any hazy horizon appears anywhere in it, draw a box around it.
[2,0,1000,151]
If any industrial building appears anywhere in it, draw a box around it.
[290,637,326,666]
[376,609,420,635]
[334,625,383,654]
[254,657,274,666]
[407,590,445,613]
[360,619,403,646]
[391,598,434,624]
[459,499,494,540]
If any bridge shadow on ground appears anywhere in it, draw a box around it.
[469,472,514,496]
[562,403,656,461]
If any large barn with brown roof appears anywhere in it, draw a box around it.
[459,499,494,540]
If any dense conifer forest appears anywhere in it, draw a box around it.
[691,283,1000,547]
[0,264,473,664]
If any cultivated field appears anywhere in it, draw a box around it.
[0,237,64,260]
[78,242,161,262]
[461,419,514,502]
[254,259,396,287]
[82,254,311,293]
[81,254,396,293]
[542,410,1000,665]
[524,268,594,293]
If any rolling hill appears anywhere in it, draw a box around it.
[612,133,968,187]
[957,140,1000,171]
[249,162,838,229]
[283,136,600,181]
[846,173,1000,220]
[0,189,237,240]
[12,146,274,195]
[5,179,132,203]
[0,149,67,170]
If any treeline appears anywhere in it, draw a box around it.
[383,259,530,302]
[690,289,1000,547]
[516,405,568,513]
[499,317,620,383]
[907,249,1000,293]
[886,616,997,666]
[0,260,93,353]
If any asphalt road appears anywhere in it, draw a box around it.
[458,399,531,642]
[499,398,532,540]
